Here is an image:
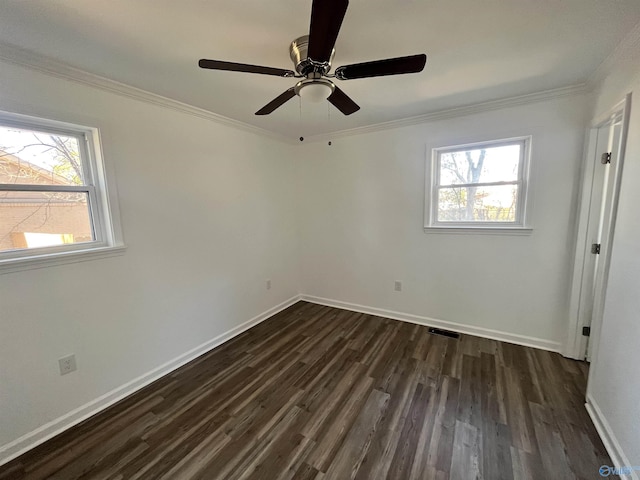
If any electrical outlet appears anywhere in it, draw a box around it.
[58,354,77,376]
[266,279,272,290]
[394,281,402,292]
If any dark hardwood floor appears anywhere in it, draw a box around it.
[0,301,611,479]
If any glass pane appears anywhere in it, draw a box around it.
[0,125,84,186]
[439,143,521,185]
[437,184,518,222]
[0,191,94,252]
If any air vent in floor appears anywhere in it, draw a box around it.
[428,327,460,339]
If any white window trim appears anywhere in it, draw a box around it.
[0,110,125,273]
[424,136,533,234]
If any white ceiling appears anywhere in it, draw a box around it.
[1,1,639,138]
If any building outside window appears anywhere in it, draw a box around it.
[0,111,123,268]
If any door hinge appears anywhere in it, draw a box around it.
[582,326,591,337]
[591,243,601,254]
[601,152,612,164]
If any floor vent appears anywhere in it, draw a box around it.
[428,327,460,339]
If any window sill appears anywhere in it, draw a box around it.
[0,245,127,274]
[423,226,533,236]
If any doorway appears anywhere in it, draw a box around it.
[566,94,631,361]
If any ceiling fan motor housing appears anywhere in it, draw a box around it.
[289,35,335,76]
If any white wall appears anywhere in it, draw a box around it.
[2,42,632,470]
[586,40,640,470]
[297,96,588,348]
[0,60,299,461]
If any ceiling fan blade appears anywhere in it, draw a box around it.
[199,59,295,78]
[327,86,360,115]
[334,54,427,80]
[308,0,349,63]
[255,88,297,115]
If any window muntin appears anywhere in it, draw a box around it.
[0,114,114,259]
[427,138,530,229]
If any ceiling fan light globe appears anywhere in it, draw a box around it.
[299,83,333,103]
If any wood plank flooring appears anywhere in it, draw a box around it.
[0,302,612,479]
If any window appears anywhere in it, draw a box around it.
[425,137,532,232]
[0,111,123,269]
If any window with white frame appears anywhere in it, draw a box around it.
[425,137,531,231]
[0,111,122,266]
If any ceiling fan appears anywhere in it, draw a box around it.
[198,0,427,116]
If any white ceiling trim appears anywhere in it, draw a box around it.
[587,20,640,91]
[302,83,587,143]
[0,42,295,144]
[0,41,588,145]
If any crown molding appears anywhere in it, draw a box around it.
[587,20,640,92]
[303,83,588,143]
[0,42,296,144]
[0,41,592,145]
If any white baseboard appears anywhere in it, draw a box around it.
[0,293,565,467]
[586,395,639,480]
[0,295,302,467]
[300,294,562,352]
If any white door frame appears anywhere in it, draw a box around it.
[565,93,632,360]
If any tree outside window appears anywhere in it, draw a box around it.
[427,138,531,230]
